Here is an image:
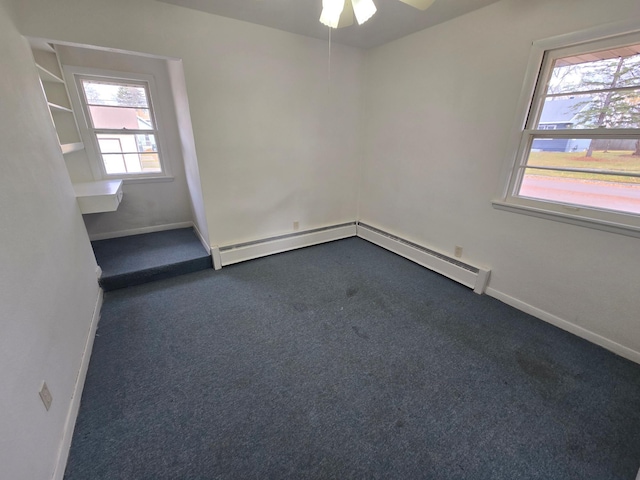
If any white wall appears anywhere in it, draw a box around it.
[361,0,640,358]
[167,59,210,249]
[0,0,102,478]
[17,0,363,248]
[55,45,194,238]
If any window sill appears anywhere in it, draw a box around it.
[109,175,175,185]
[492,199,640,239]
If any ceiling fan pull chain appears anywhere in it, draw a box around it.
[328,26,332,90]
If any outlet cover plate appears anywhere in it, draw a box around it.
[39,382,52,411]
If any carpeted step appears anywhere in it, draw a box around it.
[92,228,212,291]
[98,256,212,291]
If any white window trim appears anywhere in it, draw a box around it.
[493,18,640,239]
[64,66,173,182]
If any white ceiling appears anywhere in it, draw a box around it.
[156,0,501,49]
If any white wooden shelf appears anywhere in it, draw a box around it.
[73,180,123,214]
[35,63,64,83]
[48,101,73,113]
[60,142,85,154]
[32,46,85,158]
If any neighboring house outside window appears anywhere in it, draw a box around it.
[495,24,640,238]
[531,97,592,153]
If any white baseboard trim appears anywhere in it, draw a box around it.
[486,287,640,365]
[192,222,211,255]
[219,223,357,267]
[52,288,103,480]
[211,246,222,270]
[88,221,193,241]
[356,223,491,294]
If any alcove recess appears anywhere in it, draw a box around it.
[29,39,123,214]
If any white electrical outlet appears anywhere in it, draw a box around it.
[39,382,52,411]
[293,221,299,231]
[454,246,463,258]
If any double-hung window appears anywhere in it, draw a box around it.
[497,26,640,237]
[67,68,169,180]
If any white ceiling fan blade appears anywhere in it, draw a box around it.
[319,0,346,28]
[397,0,436,10]
[351,0,377,25]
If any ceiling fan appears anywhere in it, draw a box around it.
[319,0,436,28]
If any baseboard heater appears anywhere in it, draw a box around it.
[356,222,491,294]
[216,222,357,267]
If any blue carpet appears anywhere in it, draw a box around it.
[66,237,640,479]
[91,228,212,291]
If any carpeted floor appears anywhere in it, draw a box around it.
[65,237,640,480]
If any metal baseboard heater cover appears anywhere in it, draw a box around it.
[217,223,357,267]
[213,221,490,294]
[356,223,490,294]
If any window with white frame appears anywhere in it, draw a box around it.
[497,27,640,237]
[69,70,169,180]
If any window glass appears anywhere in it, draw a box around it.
[87,105,154,130]
[520,141,640,215]
[511,40,640,221]
[81,80,148,107]
[95,133,160,175]
[78,77,163,177]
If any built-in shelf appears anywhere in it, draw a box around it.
[47,101,73,113]
[31,44,84,152]
[60,142,85,154]
[29,38,56,53]
[73,180,123,214]
[35,63,64,84]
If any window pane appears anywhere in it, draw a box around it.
[538,93,640,130]
[527,138,640,174]
[518,168,640,215]
[97,137,124,154]
[135,133,157,153]
[140,153,161,173]
[520,138,640,213]
[547,45,640,96]
[89,106,153,130]
[101,153,160,175]
[96,133,157,154]
[80,76,164,178]
[543,45,640,130]
[102,154,127,175]
[536,95,589,130]
[81,79,148,107]
[97,133,160,175]
[123,153,142,173]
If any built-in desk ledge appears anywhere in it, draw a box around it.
[73,180,123,214]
